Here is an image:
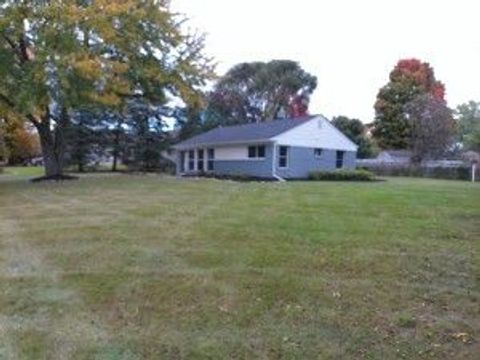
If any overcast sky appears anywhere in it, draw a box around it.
[172,0,480,123]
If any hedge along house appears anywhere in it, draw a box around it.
[172,115,358,180]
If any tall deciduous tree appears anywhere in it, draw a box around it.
[373,59,446,149]
[331,116,376,159]
[0,1,212,178]
[204,60,317,128]
[405,94,455,163]
[455,101,480,151]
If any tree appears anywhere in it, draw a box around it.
[373,58,446,149]
[123,97,169,171]
[204,60,317,128]
[1,119,40,165]
[331,116,376,158]
[455,101,480,151]
[0,119,8,163]
[288,92,310,118]
[65,109,110,172]
[0,1,212,178]
[405,94,455,163]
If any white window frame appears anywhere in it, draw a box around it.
[278,146,289,168]
[314,148,323,158]
[247,145,266,159]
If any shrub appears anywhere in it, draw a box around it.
[308,169,376,181]
[361,164,477,181]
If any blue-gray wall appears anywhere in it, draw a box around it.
[213,144,274,178]
[275,147,356,179]
[176,144,356,179]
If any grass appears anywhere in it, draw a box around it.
[0,172,479,359]
[1,166,44,178]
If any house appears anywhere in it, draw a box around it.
[172,115,358,180]
[356,150,412,168]
[375,150,412,164]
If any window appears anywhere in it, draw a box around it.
[207,148,215,171]
[314,148,323,158]
[279,146,288,168]
[258,145,265,158]
[180,151,185,172]
[197,149,204,172]
[248,145,266,159]
[188,150,195,171]
[336,151,344,169]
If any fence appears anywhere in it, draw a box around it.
[357,160,478,181]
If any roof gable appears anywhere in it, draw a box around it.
[173,116,315,149]
[272,116,358,151]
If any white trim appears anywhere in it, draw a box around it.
[323,117,359,150]
[272,115,358,152]
[271,142,285,181]
[278,145,289,169]
[215,158,266,161]
[173,139,273,150]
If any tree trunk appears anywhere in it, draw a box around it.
[112,129,119,172]
[32,108,69,178]
[111,118,123,172]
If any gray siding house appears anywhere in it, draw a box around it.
[172,115,358,180]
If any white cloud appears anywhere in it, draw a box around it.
[173,0,480,122]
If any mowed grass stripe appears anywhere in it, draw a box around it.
[0,175,478,359]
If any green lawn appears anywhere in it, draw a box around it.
[0,174,478,359]
[1,166,44,178]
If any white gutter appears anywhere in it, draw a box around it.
[173,139,274,150]
[271,142,286,182]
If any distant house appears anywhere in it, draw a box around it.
[172,115,358,180]
[376,150,412,164]
[357,150,465,169]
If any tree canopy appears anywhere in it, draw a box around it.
[331,116,376,159]
[0,0,213,178]
[455,101,480,152]
[203,60,317,129]
[405,94,455,163]
[373,58,446,149]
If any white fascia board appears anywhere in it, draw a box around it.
[172,139,273,150]
[271,115,358,152]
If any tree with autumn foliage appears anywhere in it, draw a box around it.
[4,122,41,165]
[288,92,311,118]
[203,60,317,129]
[405,94,455,163]
[373,59,446,149]
[0,1,213,178]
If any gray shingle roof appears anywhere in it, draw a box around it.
[173,116,316,149]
